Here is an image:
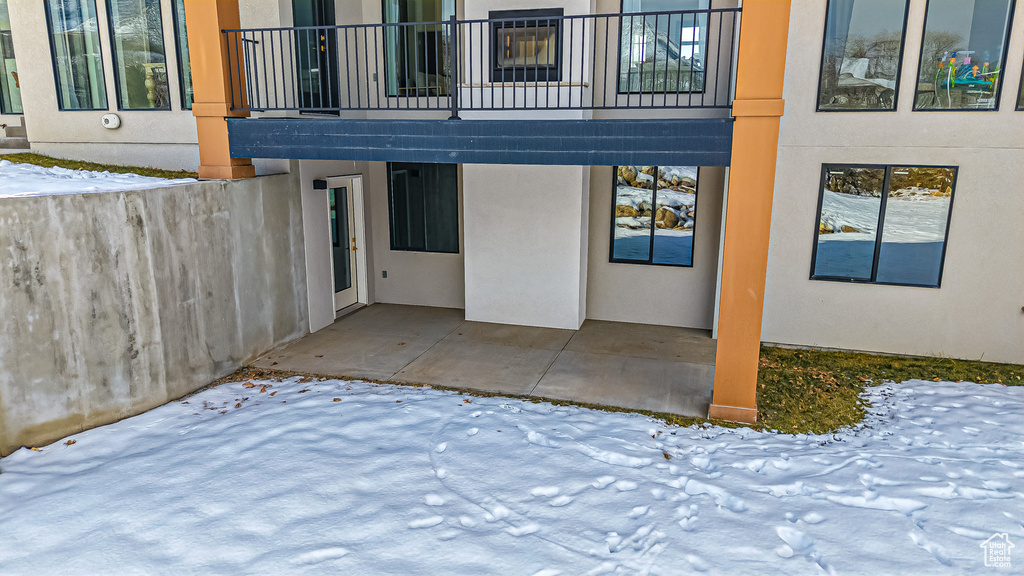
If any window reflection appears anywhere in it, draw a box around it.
[875,167,954,286]
[46,0,107,110]
[619,0,708,94]
[612,165,697,266]
[812,167,884,279]
[107,0,169,110]
[818,0,908,111]
[914,0,1014,111]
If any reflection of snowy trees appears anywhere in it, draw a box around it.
[110,0,168,108]
[619,15,705,92]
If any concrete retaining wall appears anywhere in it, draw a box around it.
[0,173,308,455]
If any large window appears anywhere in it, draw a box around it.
[611,165,698,267]
[170,0,192,109]
[619,0,709,94]
[0,0,21,114]
[383,0,455,98]
[817,0,909,111]
[45,0,108,110]
[811,164,957,288]
[387,162,459,253]
[107,0,169,110]
[913,0,1015,111]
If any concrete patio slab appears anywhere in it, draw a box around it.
[253,330,439,381]
[325,303,464,340]
[531,350,714,416]
[392,341,558,395]
[252,304,716,418]
[566,320,716,365]
[443,321,575,350]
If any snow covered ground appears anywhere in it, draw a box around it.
[0,160,195,198]
[1,378,1021,575]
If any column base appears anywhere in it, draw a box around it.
[198,164,256,180]
[708,403,757,423]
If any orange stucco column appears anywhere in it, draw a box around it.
[184,0,255,179]
[709,0,792,423]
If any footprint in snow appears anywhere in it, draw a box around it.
[614,480,638,491]
[592,476,616,489]
[293,547,350,564]
[531,570,562,576]
[685,554,710,572]
[484,504,511,522]
[549,495,574,507]
[530,486,560,498]
[435,468,448,479]
[435,442,447,453]
[466,428,479,436]
[424,493,445,506]
[506,523,540,537]
[408,516,445,529]
[629,506,649,518]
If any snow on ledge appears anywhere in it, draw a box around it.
[0,160,197,199]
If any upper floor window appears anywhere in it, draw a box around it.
[611,165,698,267]
[171,0,192,109]
[106,0,170,110]
[913,0,1015,111]
[45,0,108,111]
[811,164,957,288]
[0,0,22,114]
[817,0,909,111]
[383,0,455,98]
[619,0,708,94]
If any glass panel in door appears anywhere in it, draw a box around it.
[329,186,356,309]
[293,0,339,110]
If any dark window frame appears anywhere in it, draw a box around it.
[44,0,109,112]
[1016,56,1024,111]
[615,0,709,96]
[386,161,460,254]
[105,0,171,111]
[608,165,699,268]
[814,0,911,113]
[170,0,191,110]
[809,163,958,288]
[489,8,564,83]
[911,0,1017,112]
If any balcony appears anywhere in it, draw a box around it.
[224,8,740,166]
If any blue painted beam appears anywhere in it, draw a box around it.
[228,117,733,167]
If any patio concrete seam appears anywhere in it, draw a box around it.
[383,320,468,382]
[527,329,577,397]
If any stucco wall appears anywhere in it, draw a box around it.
[463,164,589,330]
[586,165,725,330]
[762,0,1024,363]
[0,174,309,455]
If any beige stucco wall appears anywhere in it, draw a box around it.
[6,0,200,171]
[762,0,1024,363]
[586,165,725,330]
[0,174,309,455]
[463,163,589,329]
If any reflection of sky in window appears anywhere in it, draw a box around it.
[923,0,1013,64]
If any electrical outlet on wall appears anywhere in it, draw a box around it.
[382,270,388,279]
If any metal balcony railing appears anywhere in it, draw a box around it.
[223,8,740,117]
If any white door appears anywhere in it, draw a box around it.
[328,184,358,310]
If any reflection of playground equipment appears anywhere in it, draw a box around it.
[928,51,999,109]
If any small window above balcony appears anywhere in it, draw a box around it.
[490,8,563,83]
